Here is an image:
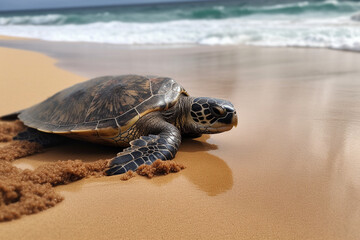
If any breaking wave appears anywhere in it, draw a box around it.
[0,0,360,51]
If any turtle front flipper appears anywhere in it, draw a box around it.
[106,119,181,176]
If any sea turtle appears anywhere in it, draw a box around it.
[2,75,238,175]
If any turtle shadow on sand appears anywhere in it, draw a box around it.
[145,135,234,196]
[179,135,218,152]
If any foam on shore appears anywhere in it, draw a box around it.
[1,1,360,51]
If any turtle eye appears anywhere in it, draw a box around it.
[210,106,226,117]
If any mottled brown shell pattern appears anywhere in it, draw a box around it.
[18,75,188,146]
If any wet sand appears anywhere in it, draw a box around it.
[1,36,360,239]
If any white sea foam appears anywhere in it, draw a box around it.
[351,12,360,21]
[0,14,66,25]
[0,14,360,52]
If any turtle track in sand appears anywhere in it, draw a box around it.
[0,120,185,221]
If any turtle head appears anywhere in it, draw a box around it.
[188,97,238,134]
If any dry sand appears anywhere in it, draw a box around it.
[0,35,26,40]
[0,37,360,239]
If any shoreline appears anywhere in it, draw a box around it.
[1,36,360,239]
[1,34,360,58]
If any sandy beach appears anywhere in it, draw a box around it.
[0,35,360,239]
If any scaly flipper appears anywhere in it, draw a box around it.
[106,118,181,175]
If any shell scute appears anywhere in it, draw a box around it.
[96,119,119,138]
[149,77,173,94]
[52,124,77,133]
[115,108,139,132]
[84,77,151,122]
[135,95,166,116]
[97,119,118,129]
[71,122,98,132]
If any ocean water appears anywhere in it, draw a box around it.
[0,0,360,51]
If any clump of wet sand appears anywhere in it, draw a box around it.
[0,120,42,162]
[0,120,26,142]
[0,141,43,162]
[136,159,185,178]
[119,170,137,181]
[0,161,63,222]
[0,120,185,221]
[21,159,110,185]
[119,160,186,181]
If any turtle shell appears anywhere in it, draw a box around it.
[19,75,188,145]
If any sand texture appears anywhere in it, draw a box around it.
[0,120,184,221]
[0,161,63,222]
[0,39,359,239]
[0,120,26,142]
[0,156,109,221]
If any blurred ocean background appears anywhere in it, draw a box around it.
[0,0,360,51]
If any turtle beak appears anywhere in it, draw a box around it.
[217,103,238,129]
[222,104,237,128]
[232,111,238,127]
